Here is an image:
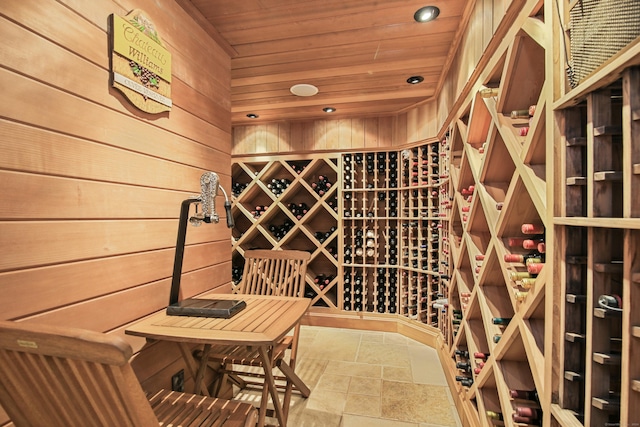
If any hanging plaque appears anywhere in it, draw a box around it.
[110,10,172,113]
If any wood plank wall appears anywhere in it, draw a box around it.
[0,1,232,422]
[231,0,512,155]
[232,115,409,155]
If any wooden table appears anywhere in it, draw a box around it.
[126,294,310,427]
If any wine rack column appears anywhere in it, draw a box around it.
[397,142,443,325]
[622,67,640,427]
[438,134,453,346]
[342,151,399,314]
[555,66,640,426]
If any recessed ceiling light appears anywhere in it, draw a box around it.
[414,6,440,23]
[246,113,259,119]
[323,107,336,113]
[407,76,424,84]
[290,84,319,97]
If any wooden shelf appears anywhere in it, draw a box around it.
[565,332,585,343]
[565,371,584,382]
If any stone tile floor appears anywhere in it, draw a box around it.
[233,325,463,427]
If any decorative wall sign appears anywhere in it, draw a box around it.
[111,10,172,114]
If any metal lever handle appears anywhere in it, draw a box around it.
[225,200,234,229]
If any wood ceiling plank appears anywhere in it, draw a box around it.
[231,16,461,56]
[231,58,446,87]
[206,0,465,33]
[231,35,455,72]
[220,5,444,45]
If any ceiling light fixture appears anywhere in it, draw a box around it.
[414,6,440,23]
[323,107,336,113]
[407,76,424,84]
[246,113,259,119]
[290,84,319,97]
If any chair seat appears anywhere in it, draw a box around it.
[204,337,293,366]
[149,389,257,427]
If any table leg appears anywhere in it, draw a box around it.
[177,342,211,397]
[258,346,286,426]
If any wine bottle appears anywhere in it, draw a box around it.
[509,389,539,401]
[515,407,541,419]
[474,352,489,360]
[521,223,544,234]
[486,411,503,421]
[491,317,511,325]
[455,349,469,358]
[515,277,536,289]
[527,261,544,275]
[514,291,528,302]
[510,109,530,119]
[456,362,471,371]
[504,253,543,264]
[510,271,533,281]
[479,88,499,98]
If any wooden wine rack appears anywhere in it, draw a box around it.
[554,66,640,426]
[441,4,549,426]
[230,3,639,427]
[230,154,339,308]
[232,143,447,325]
[340,143,445,323]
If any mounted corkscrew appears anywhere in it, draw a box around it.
[189,171,234,228]
[168,172,238,313]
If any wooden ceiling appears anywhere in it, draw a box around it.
[181,0,474,124]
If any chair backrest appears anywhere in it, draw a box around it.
[238,249,310,297]
[0,320,159,427]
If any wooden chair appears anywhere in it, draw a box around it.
[203,249,311,422]
[0,320,258,427]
